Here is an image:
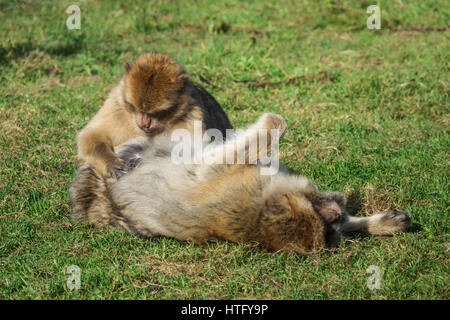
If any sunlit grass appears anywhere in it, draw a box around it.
[0,0,448,299]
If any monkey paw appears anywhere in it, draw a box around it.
[371,209,412,235]
[257,113,287,136]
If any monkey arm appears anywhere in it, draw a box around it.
[77,127,122,177]
[76,95,147,177]
[198,113,287,165]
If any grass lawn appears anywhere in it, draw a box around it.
[0,0,448,299]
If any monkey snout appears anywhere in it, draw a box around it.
[137,112,153,130]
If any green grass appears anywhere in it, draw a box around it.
[0,0,449,299]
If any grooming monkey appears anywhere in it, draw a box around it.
[70,113,411,254]
[77,52,232,177]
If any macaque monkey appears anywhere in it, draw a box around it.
[77,52,232,177]
[70,113,411,253]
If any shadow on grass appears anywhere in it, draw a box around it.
[343,188,421,242]
[408,222,422,234]
[345,189,363,215]
[0,34,86,65]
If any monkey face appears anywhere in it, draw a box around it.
[304,191,347,248]
[123,53,189,136]
[125,101,183,136]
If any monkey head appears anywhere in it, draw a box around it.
[122,53,189,136]
[261,188,347,253]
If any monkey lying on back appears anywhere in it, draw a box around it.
[77,52,232,178]
[70,113,411,254]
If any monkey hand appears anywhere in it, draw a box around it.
[87,153,125,181]
[106,156,127,180]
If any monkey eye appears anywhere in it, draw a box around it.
[124,100,136,112]
[148,103,178,120]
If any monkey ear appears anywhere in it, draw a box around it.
[315,201,342,223]
[264,195,291,216]
[124,62,131,74]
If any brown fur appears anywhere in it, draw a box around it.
[123,53,187,114]
[178,166,330,254]
[70,113,411,255]
[77,52,232,177]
